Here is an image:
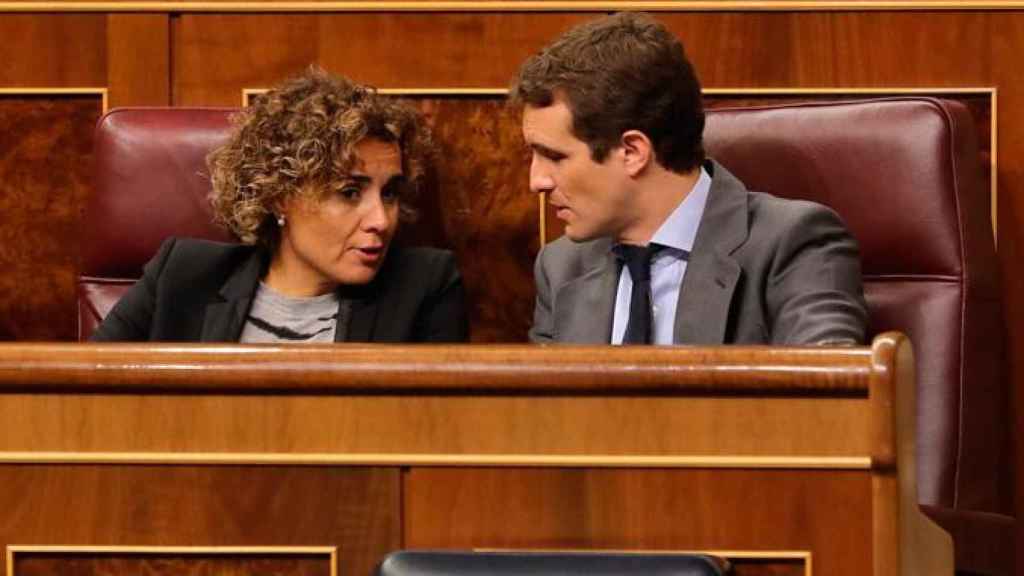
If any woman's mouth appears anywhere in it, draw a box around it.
[354,245,385,264]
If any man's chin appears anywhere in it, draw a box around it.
[563,224,599,243]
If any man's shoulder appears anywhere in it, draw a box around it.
[706,159,846,232]
[537,235,611,281]
[539,235,609,263]
[743,191,850,247]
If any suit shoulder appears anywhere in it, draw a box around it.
[746,192,846,228]
[538,235,606,268]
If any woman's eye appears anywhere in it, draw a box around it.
[338,186,361,200]
[381,185,402,203]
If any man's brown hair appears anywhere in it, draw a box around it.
[512,12,705,173]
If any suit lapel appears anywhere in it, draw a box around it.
[200,249,264,342]
[555,239,618,344]
[345,296,379,342]
[674,161,749,345]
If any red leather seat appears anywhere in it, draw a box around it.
[80,99,1014,575]
[79,108,234,339]
[704,97,1012,575]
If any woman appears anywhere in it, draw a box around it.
[91,68,468,343]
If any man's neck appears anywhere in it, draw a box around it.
[617,166,702,245]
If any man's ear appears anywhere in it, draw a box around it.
[620,130,653,177]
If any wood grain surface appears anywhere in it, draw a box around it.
[0,8,1018,569]
[0,465,398,576]
[0,94,102,340]
[404,467,870,576]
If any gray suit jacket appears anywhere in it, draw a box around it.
[529,161,867,345]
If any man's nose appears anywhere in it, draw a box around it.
[529,156,555,194]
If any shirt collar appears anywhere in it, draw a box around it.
[649,165,712,254]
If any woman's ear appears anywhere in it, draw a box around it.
[620,129,654,177]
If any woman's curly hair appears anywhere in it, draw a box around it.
[207,67,435,248]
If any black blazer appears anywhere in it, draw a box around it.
[91,238,469,343]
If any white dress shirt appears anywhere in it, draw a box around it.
[611,167,712,345]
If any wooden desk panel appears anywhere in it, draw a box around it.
[0,335,950,576]
[405,467,870,576]
[0,465,398,576]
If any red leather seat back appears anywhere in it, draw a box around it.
[79,108,237,339]
[704,98,1007,517]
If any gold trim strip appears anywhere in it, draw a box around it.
[539,192,547,246]
[241,85,999,243]
[9,545,337,554]
[7,546,338,576]
[0,87,109,113]
[991,88,998,244]
[0,451,874,469]
[476,548,811,576]
[5,1,1024,11]
[252,86,995,96]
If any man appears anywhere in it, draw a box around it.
[514,12,867,345]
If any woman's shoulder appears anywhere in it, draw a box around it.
[160,237,257,262]
[388,245,456,267]
[150,237,262,289]
[381,245,460,289]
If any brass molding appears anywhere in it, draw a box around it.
[5,0,1024,12]
[243,86,507,106]
[0,451,874,469]
[7,546,338,576]
[543,86,999,244]
[242,85,997,244]
[0,87,108,113]
[476,548,812,576]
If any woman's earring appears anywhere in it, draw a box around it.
[277,214,286,227]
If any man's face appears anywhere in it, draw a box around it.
[522,98,632,242]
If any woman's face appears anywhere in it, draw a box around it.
[271,138,404,296]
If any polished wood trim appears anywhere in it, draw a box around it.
[538,193,546,248]
[6,0,1024,12]
[243,87,509,106]
[0,87,108,113]
[7,546,338,576]
[868,333,953,576]
[0,342,873,393]
[991,88,999,245]
[536,87,997,245]
[0,451,874,468]
[476,548,812,576]
[704,87,996,95]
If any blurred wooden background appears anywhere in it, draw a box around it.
[0,4,1019,571]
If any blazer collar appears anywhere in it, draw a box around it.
[200,247,266,342]
[673,160,749,344]
[199,246,385,343]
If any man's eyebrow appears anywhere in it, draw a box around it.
[530,142,566,157]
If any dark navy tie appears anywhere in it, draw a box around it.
[614,243,664,344]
